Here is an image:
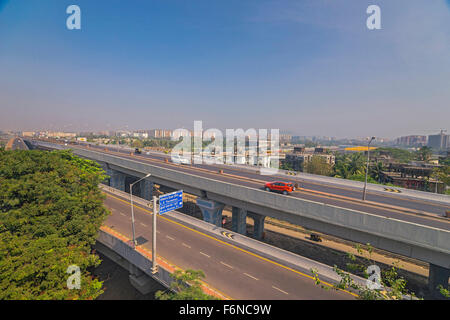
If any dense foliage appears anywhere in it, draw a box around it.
[304,156,332,176]
[155,269,219,300]
[311,244,418,300]
[0,150,109,299]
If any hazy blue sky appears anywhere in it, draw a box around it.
[0,0,449,138]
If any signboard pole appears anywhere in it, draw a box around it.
[152,195,158,274]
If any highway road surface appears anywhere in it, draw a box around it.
[102,190,355,300]
[6,137,29,151]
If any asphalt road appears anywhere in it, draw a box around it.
[79,144,450,231]
[103,192,354,300]
[7,137,29,151]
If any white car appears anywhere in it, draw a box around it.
[171,155,191,165]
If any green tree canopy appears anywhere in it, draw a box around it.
[155,269,219,300]
[0,150,109,299]
[304,156,332,176]
[416,146,433,162]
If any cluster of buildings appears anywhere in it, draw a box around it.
[22,131,76,139]
[395,130,449,151]
[283,147,335,171]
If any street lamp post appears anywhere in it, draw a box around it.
[130,173,151,247]
[362,137,375,201]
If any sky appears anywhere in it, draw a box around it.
[0,0,449,138]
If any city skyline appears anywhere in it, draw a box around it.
[1,1,450,138]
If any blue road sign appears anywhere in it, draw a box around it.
[159,190,183,215]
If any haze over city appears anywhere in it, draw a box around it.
[1,0,450,138]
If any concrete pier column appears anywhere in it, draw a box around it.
[196,198,225,227]
[128,264,160,295]
[104,167,114,186]
[232,207,247,235]
[428,264,450,299]
[139,180,154,201]
[110,170,126,192]
[248,212,266,240]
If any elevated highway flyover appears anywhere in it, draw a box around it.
[30,140,450,296]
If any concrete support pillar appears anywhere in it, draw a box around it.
[104,167,114,186]
[429,264,450,299]
[232,207,247,235]
[128,264,160,295]
[129,264,144,277]
[248,212,266,240]
[110,170,126,192]
[196,198,225,227]
[139,180,153,201]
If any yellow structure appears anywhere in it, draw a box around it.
[344,146,377,152]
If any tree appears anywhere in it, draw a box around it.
[348,153,365,176]
[372,147,415,163]
[155,269,219,300]
[311,244,418,300]
[132,139,143,148]
[304,156,332,176]
[333,153,366,178]
[333,154,350,179]
[416,146,433,162]
[370,162,385,182]
[0,150,109,299]
[430,166,450,193]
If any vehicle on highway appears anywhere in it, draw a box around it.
[134,148,142,154]
[171,154,191,165]
[264,181,295,195]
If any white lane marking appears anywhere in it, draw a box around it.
[166,235,175,240]
[119,212,126,216]
[220,261,234,269]
[156,230,160,234]
[140,223,148,227]
[111,208,117,212]
[272,286,289,295]
[244,273,259,281]
[182,243,191,248]
[200,252,210,258]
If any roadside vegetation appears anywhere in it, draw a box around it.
[0,150,109,299]
[155,269,219,300]
[311,244,418,300]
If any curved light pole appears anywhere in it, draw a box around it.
[130,173,151,247]
[362,137,376,201]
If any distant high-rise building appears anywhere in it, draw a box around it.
[428,131,449,150]
[133,130,149,139]
[148,129,172,139]
[395,135,427,147]
[22,131,36,137]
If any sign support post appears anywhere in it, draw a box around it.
[151,195,158,274]
[151,190,183,275]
